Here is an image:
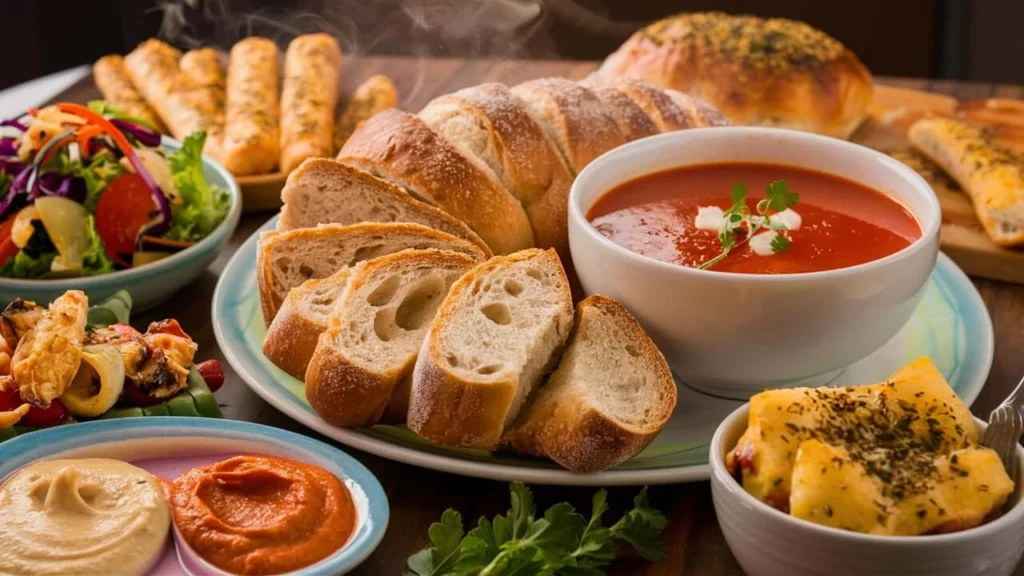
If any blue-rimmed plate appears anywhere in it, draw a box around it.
[213,217,994,486]
[0,417,389,576]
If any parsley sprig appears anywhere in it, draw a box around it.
[698,180,800,271]
[405,482,668,576]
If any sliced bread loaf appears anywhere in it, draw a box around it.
[584,83,661,142]
[408,248,574,449]
[419,83,574,261]
[257,222,486,323]
[277,158,490,255]
[262,267,352,380]
[337,108,535,255]
[305,249,481,427]
[585,76,694,132]
[503,295,677,472]
[510,78,627,174]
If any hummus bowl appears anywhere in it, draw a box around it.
[569,127,941,398]
[0,417,389,576]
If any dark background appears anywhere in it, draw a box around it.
[2,0,1022,90]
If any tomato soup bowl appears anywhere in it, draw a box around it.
[710,404,1024,576]
[568,127,940,398]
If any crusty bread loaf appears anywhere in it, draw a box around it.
[584,76,693,132]
[597,12,872,139]
[511,78,627,174]
[337,108,535,255]
[408,249,574,449]
[277,158,491,255]
[305,249,480,427]
[503,295,677,472]
[909,118,1024,246]
[584,83,661,142]
[262,268,352,380]
[257,222,487,324]
[419,83,574,260]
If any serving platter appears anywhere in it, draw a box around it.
[213,217,994,486]
[0,417,389,576]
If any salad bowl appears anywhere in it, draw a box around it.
[0,135,241,312]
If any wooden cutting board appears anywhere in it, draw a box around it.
[851,85,1024,283]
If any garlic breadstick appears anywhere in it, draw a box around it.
[333,74,398,153]
[223,38,280,175]
[280,33,343,173]
[93,55,168,133]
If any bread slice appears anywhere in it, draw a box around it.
[584,76,694,132]
[278,158,490,255]
[305,249,481,427]
[504,295,677,472]
[664,89,730,128]
[584,83,661,142]
[257,222,487,324]
[337,108,534,255]
[909,118,1024,246]
[419,83,574,261]
[262,267,352,380]
[510,78,626,174]
[408,248,574,449]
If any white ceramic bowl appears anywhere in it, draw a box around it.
[0,137,241,312]
[710,404,1024,576]
[569,127,940,398]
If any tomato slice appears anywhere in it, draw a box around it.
[95,173,157,263]
[1,388,67,427]
[0,215,17,267]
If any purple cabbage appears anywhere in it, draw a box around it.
[0,159,25,175]
[111,119,161,148]
[0,165,31,219]
[0,138,16,157]
[36,172,85,202]
[0,117,27,132]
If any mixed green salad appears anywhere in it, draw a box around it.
[0,101,229,279]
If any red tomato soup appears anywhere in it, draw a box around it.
[587,163,922,274]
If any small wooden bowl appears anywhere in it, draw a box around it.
[236,170,288,213]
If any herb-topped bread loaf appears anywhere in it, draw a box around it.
[597,12,873,139]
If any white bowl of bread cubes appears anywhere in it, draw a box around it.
[254,71,744,471]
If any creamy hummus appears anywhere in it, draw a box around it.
[0,458,170,575]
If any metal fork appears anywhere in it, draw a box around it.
[982,376,1024,485]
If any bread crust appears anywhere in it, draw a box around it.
[583,83,661,142]
[278,158,492,255]
[408,249,573,449]
[598,12,872,139]
[909,118,1024,246]
[504,295,677,472]
[305,249,480,427]
[510,78,627,174]
[584,76,693,132]
[262,268,352,380]
[338,108,534,255]
[420,83,574,261]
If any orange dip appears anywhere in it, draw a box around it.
[170,455,355,575]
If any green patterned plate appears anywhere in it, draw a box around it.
[212,217,993,486]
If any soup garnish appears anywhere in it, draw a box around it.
[697,180,799,270]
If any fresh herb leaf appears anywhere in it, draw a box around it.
[770,234,792,254]
[764,180,799,213]
[699,180,798,270]
[406,483,667,576]
[405,509,466,576]
[609,488,668,562]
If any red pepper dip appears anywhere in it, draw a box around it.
[170,455,356,575]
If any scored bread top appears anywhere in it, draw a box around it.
[584,83,661,142]
[278,158,490,255]
[584,76,694,132]
[504,294,677,472]
[409,248,574,448]
[337,108,535,255]
[257,222,486,323]
[663,89,730,128]
[511,78,627,174]
[419,83,574,260]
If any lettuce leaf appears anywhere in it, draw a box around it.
[0,250,56,278]
[82,215,116,276]
[87,100,158,132]
[164,132,229,242]
[49,150,126,212]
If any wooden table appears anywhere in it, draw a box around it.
[54,57,1024,575]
